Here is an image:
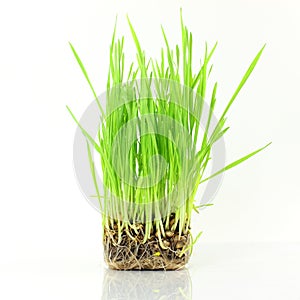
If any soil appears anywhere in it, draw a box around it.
[103,217,191,270]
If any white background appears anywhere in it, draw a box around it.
[0,0,299,299]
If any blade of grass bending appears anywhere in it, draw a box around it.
[66,105,101,153]
[201,82,217,149]
[207,42,218,62]
[86,140,102,210]
[161,26,176,79]
[127,16,147,79]
[193,203,214,213]
[179,231,203,257]
[211,126,230,144]
[200,142,271,183]
[191,43,216,89]
[69,42,104,118]
[220,44,266,122]
[208,64,214,78]
[209,117,227,144]
[107,16,118,91]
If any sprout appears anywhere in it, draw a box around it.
[67,10,270,270]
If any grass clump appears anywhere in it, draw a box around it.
[67,10,270,270]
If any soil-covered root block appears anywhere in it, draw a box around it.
[103,223,191,270]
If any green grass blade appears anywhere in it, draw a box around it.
[66,105,101,153]
[86,140,102,210]
[220,44,266,121]
[69,42,104,117]
[200,142,271,183]
[127,16,147,79]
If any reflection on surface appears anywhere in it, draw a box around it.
[101,268,192,300]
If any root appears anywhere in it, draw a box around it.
[103,216,191,270]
